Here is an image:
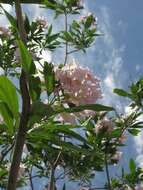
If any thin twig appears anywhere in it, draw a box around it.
[48,166,55,190]
[0,143,14,162]
[28,167,34,190]
[105,149,112,190]
[64,12,68,66]
[67,49,79,55]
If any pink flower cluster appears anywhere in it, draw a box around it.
[55,60,102,106]
[54,60,102,124]
[135,186,143,190]
[36,17,48,29]
[95,117,113,135]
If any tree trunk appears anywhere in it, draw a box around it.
[6,0,31,190]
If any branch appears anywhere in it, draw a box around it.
[0,0,54,4]
[6,0,31,190]
[28,167,34,190]
[48,167,55,190]
[0,143,14,163]
[105,149,112,190]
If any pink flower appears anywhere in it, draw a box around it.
[95,117,113,134]
[111,151,122,162]
[55,60,102,106]
[18,164,26,178]
[135,185,143,190]
[0,27,10,37]
[58,113,77,125]
[118,134,127,144]
[54,60,102,124]
[36,17,48,29]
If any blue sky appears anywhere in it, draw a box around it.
[0,0,143,189]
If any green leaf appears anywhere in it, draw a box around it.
[110,129,122,138]
[0,101,13,133]
[129,159,136,174]
[128,128,140,136]
[62,31,73,41]
[0,76,19,117]
[0,5,17,31]
[29,101,54,126]
[44,0,58,10]
[114,88,131,97]
[29,122,87,144]
[29,76,41,101]
[56,104,114,114]
[43,62,55,95]
[16,39,32,73]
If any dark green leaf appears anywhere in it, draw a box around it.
[56,104,114,114]
[128,128,140,136]
[114,88,131,97]
[129,159,136,174]
[43,62,55,95]
[0,101,13,133]
[16,39,32,73]
[0,76,19,117]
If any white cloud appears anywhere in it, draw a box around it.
[104,74,115,89]
[96,6,127,110]
[2,3,12,12]
[0,4,12,26]
[135,64,141,72]
[0,67,4,75]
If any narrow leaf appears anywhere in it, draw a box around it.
[0,76,19,117]
[16,39,32,73]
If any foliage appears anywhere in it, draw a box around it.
[0,0,142,190]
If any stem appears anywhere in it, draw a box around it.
[28,167,34,190]
[0,143,14,162]
[64,12,68,66]
[105,153,112,190]
[67,49,79,55]
[6,1,30,190]
[48,152,61,190]
[48,167,55,190]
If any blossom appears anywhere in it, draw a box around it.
[18,164,26,178]
[0,27,10,37]
[111,151,122,162]
[55,60,102,106]
[118,134,127,144]
[135,185,143,190]
[36,17,48,29]
[54,60,102,124]
[57,113,77,125]
[95,117,113,135]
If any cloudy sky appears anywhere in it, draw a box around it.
[0,0,143,189]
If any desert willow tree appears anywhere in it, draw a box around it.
[0,1,108,190]
[1,1,143,190]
